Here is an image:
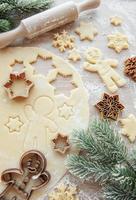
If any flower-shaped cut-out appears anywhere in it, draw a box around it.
[107,32,129,53]
[52,133,70,154]
[96,93,124,120]
[4,72,34,100]
[75,22,98,41]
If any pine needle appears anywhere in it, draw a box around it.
[0,19,12,32]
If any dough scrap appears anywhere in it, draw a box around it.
[0,47,89,200]
[75,22,98,41]
[110,16,123,26]
[48,184,79,200]
[107,32,129,53]
[84,47,126,93]
[120,114,136,142]
[53,30,75,52]
[68,49,81,62]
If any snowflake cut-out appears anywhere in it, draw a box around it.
[48,184,79,200]
[53,30,75,52]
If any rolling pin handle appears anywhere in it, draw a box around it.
[78,0,101,13]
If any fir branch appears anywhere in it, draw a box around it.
[17,0,53,12]
[0,19,12,32]
[67,155,112,184]
[104,184,136,200]
[71,120,127,165]
[67,119,136,200]
[112,165,136,191]
[0,0,53,32]
[0,3,14,17]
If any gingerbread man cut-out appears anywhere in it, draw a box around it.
[24,96,58,151]
[0,150,50,200]
[84,48,126,93]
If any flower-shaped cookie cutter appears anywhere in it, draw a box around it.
[4,72,34,100]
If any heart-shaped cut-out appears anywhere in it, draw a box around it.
[0,47,89,199]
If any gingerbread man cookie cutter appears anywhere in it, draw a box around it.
[0,150,50,200]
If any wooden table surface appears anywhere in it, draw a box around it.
[14,0,136,199]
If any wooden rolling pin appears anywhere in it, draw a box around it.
[0,0,101,49]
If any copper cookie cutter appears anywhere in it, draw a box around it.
[4,72,34,100]
[0,150,50,200]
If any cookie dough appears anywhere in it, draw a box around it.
[0,47,89,199]
[85,47,102,64]
[48,184,78,200]
[120,114,136,142]
[75,22,98,41]
[107,32,129,53]
[53,30,75,52]
[84,47,126,93]
[68,49,81,62]
[110,16,123,26]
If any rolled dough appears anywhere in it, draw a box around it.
[0,47,89,200]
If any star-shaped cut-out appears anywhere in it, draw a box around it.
[75,22,98,41]
[120,114,136,142]
[4,72,34,100]
[58,103,73,120]
[6,116,23,133]
[107,32,129,53]
[68,48,81,62]
[95,93,124,120]
[110,16,123,26]
[52,30,75,52]
[52,134,70,154]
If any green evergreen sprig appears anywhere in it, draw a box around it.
[0,0,53,32]
[67,119,136,200]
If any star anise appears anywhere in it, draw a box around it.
[124,56,136,81]
[95,93,124,120]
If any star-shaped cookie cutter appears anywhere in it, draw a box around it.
[4,72,34,100]
[52,133,70,154]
